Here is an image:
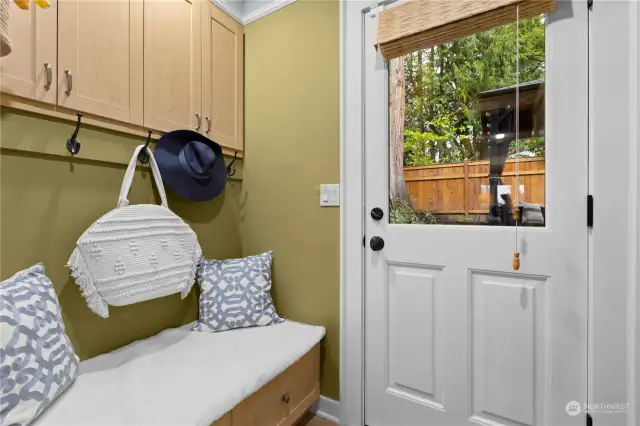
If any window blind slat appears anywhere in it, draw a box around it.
[377,0,556,60]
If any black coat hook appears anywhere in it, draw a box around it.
[226,151,238,177]
[66,113,82,155]
[138,131,153,164]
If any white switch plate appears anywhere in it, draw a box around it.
[320,184,340,207]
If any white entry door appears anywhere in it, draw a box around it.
[364,1,588,426]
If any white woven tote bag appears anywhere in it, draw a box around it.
[67,145,202,318]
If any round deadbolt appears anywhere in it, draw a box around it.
[371,207,384,221]
[370,236,385,251]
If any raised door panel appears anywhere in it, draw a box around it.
[144,0,201,133]
[0,0,57,104]
[385,265,444,411]
[469,272,547,426]
[57,0,143,124]
[202,3,243,150]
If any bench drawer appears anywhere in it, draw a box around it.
[229,344,320,426]
[279,345,318,419]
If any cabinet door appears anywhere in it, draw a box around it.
[202,3,243,150]
[0,0,57,104]
[57,0,143,124]
[144,0,202,133]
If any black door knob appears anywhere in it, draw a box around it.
[371,207,384,221]
[370,236,385,251]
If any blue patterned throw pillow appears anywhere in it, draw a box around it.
[192,252,283,332]
[0,264,79,426]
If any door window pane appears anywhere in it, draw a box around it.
[389,16,546,226]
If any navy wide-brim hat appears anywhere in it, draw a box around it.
[155,130,227,201]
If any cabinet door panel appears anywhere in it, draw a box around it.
[144,0,201,132]
[58,0,143,124]
[0,0,57,104]
[202,3,243,150]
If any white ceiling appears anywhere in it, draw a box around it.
[211,0,297,25]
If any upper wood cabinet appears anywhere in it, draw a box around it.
[202,2,243,152]
[144,0,202,133]
[0,0,57,105]
[1,0,243,151]
[57,0,143,124]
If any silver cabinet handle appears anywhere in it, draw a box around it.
[44,63,52,90]
[64,69,73,96]
[195,113,201,131]
[205,116,211,133]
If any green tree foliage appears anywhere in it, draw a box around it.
[509,137,546,157]
[403,17,546,165]
[390,197,437,224]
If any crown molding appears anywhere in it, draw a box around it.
[241,0,297,25]
[209,0,297,25]
[209,0,244,24]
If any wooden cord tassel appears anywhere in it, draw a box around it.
[512,206,520,222]
[512,6,521,272]
[513,251,520,271]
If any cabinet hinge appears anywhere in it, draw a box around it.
[588,0,593,10]
[587,412,593,426]
[587,195,594,228]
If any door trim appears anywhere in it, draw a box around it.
[341,2,639,426]
[588,2,640,426]
[340,1,378,425]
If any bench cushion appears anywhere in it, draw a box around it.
[34,321,325,426]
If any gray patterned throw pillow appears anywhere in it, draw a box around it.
[1,264,79,426]
[192,252,283,332]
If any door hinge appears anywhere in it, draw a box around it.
[587,412,593,426]
[587,195,594,228]
[588,0,593,10]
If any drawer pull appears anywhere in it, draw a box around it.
[44,63,52,90]
[64,69,73,96]
[281,394,290,404]
[195,113,201,131]
[205,116,211,133]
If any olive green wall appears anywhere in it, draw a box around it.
[243,0,341,400]
[0,0,342,401]
[0,109,242,360]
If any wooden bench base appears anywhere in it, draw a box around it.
[212,344,321,426]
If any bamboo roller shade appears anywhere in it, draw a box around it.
[377,0,556,60]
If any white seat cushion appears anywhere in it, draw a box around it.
[34,321,325,426]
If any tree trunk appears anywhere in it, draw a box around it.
[416,51,425,132]
[389,57,409,203]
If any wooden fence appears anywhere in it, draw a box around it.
[404,157,545,215]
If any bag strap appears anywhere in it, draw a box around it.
[117,145,169,208]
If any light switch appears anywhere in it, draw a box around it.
[320,184,340,207]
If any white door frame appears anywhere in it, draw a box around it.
[340,2,375,425]
[339,1,640,426]
[587,1,640,426]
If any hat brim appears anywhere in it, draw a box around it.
[155,130,227,201]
